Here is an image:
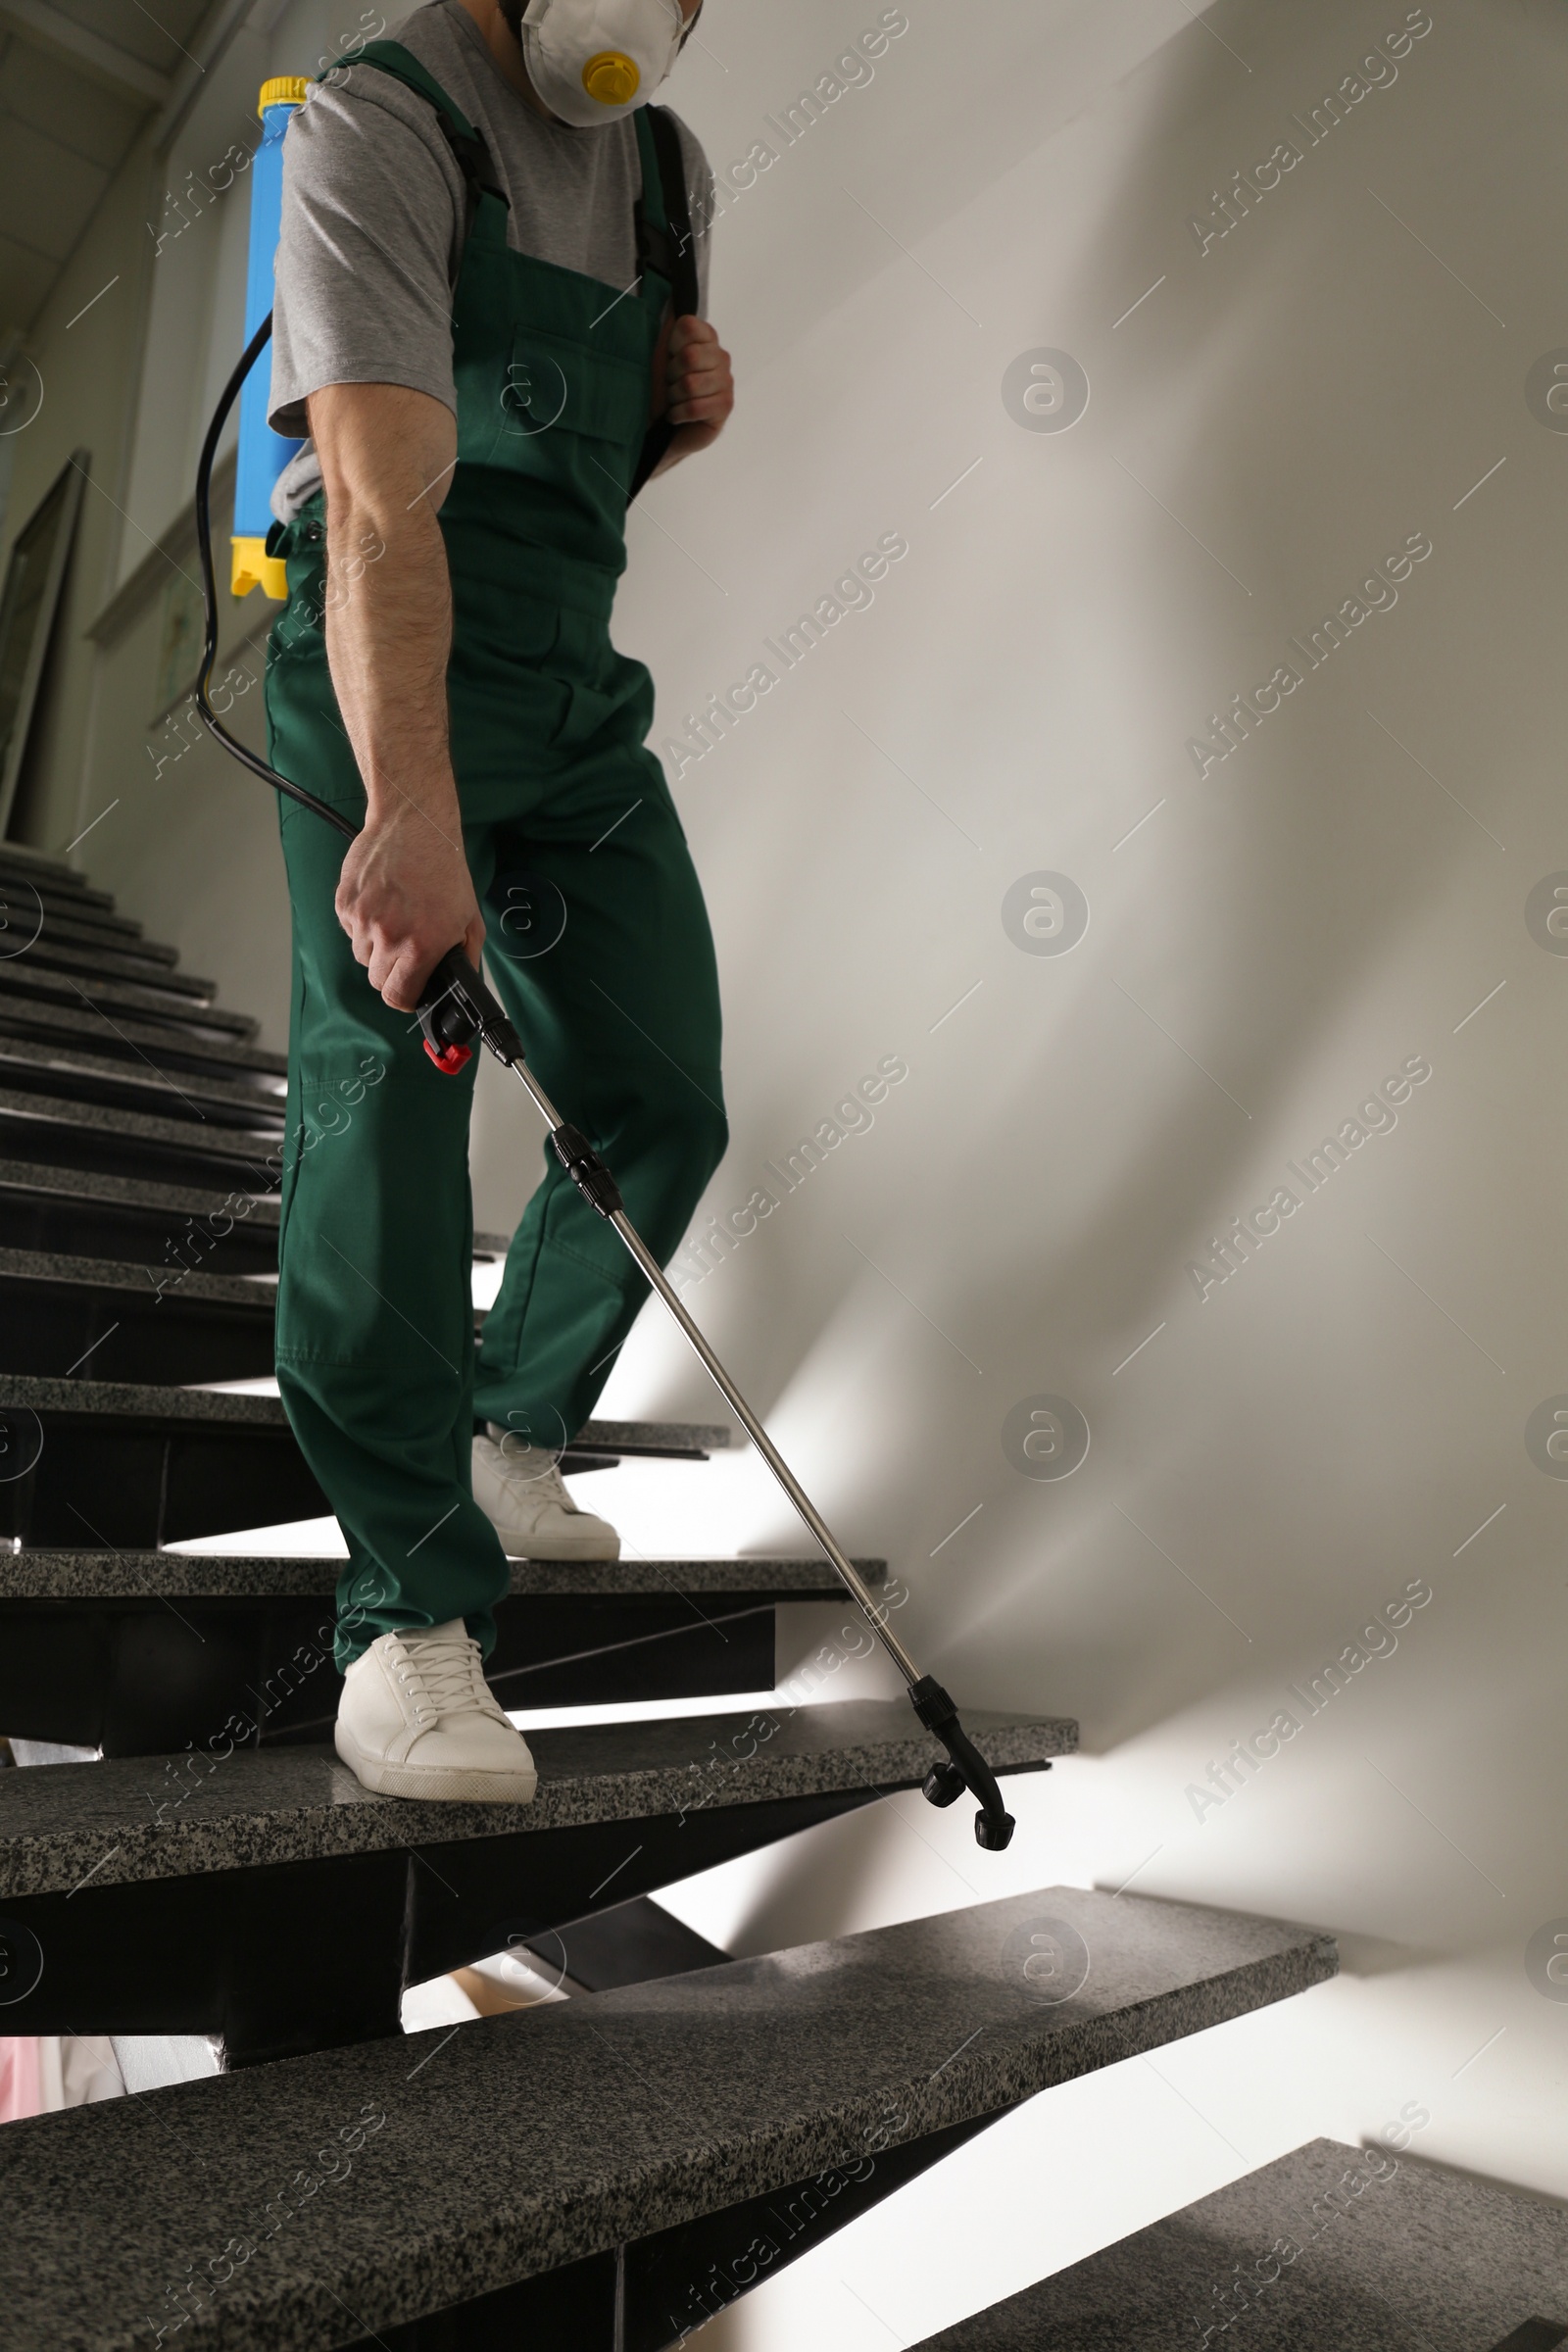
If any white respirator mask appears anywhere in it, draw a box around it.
[518,0,687,126]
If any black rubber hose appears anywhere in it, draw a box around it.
[192,309,356,842]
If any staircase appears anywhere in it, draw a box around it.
[908,2136,1568,2350]
[0,838,1350,2348]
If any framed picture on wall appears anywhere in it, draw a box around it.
[0,449,88,841]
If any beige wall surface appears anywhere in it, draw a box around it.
[3,1,1564,2342]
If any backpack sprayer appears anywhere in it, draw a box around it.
[191,79,1015,1849]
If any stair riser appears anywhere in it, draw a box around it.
[19,910,177,966]
[2,1417,324,1547]
[0,1595,781,1754]
[0,1187,279,1273]
[13,939,210,997]
[0,1055,286,1131]
[0,969,254,1041]
[0,1786,891,2063]
[0,868,122,920]
[0,1004,285,1082]
[0,1103,284,1191]
[0,1275,276,1383]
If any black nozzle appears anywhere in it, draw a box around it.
[909,1674,1016,1850]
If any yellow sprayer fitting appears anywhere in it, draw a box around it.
[258,75,310,116]
[231,537,288,601]
[581,50,640,106]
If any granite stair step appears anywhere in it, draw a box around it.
[909,2135,1568,2351]
[0,1241,699,1388]
[0,1705,1075,2064]
[0,1032,287,1130]
[0,1157,284,1269]
[11,930,214,996]
[0,1548,885,1751]
[0,1159,514,1275]
[0,1373,731,1547]
[0,957,257,1040]
[17,903,179,965]
[0,843,92,888]
[0,1080,285,1188]
[0,1245,281,1382]
[0,855,122,919]
[0,986,287,1079]
[0,1886,1331,2350]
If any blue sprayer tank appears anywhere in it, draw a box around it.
[231,75,309,600]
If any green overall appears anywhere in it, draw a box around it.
[263,45,727,1668]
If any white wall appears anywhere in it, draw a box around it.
[8,0,1566,2340]
[584,0,1568,2339]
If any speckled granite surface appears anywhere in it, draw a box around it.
[0,1701,1073,1895]
[909,2136,1568,2350]
[17,934,213,996]
[0,1246,273,1306]
[0,989,287,1074]
[0,1372,292,1425]
[0,1034,285,1113]
[0,956,255,1036]
[21,908,178,964]
[571,1418,730,1452]
[0,1549,885,1598]
[0,1086,280,1162]
[0,1886,1335,2352]
[0,1376,731,1452]
[0,1156,282,1221]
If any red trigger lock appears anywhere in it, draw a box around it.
[423,1039,473,1074]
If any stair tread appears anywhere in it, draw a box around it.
[0,843,88,887]
[0,1156,280,1219]
[0,1374,730,1454]
[0,1033,286,1115]
[18,908,178,963]
[0,1886,1334,2352]
[0,959,255,1036]
[0,1244,275,1304]
[0,1165,507,1258]
[14,935,215,995]
[0,1548,888,1598]
[0,1085,282,1164]
[909,2134,1568,2350]
[0,991,287,1073]
[0,1701,1072,1897]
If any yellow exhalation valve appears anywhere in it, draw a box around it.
[581,49,640,105]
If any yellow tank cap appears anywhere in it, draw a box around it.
[581,50,640,106]
[232,537,288,602]
[258,75,310,116]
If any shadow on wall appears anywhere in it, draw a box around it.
[612,0,1567,1776]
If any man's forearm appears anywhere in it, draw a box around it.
[322,487,458,829]
[305,382,482,1010]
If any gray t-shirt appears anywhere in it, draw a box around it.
[268,0,712,518]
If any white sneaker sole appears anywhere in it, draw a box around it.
[333,1722,538,1804]
[491,1528,621,1562]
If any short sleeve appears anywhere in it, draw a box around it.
[268,74,468,439]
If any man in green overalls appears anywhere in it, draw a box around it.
[264,0,731,1799]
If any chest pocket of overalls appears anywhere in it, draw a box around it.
[457,318,650,496]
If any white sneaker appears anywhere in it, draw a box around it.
[471,1431,620,1561]
[334,1620,537,1801]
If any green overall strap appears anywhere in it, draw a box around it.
[336,41,510,250]
[629,105,699,497]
